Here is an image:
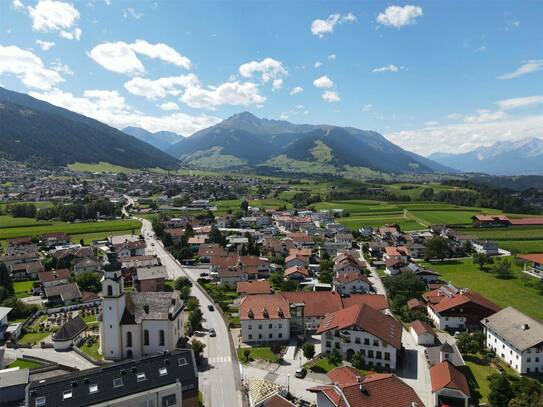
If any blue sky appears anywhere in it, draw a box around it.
[1,0,542,155]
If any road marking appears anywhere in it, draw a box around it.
[209,356,231,364]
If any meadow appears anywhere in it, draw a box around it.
[422,257,543,320]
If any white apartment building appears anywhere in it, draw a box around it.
[317,303,403,371]
[481,306,543,374]
[239,294,291,343]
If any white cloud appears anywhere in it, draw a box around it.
[50,59,73,75]
[327,54,336,60]
[372,64,401,73]
[377,5,423,28]
[463,109,505,123]
[279,113,289,120]
[12,0,24,10]
[424,121,439,126]
[130,39,191,69]
[35,39,55,50]
[29,87,221,136]
[180,81,266,109]
[311,13,356,37]
[89,42,144,75]
[160,102,179,111]
[0,45,64,90]
[28,0,81,40]
[239,58,287,83]
[313,75,333,88]
[272,79,283,90]
[495,95,543,110]
[124,74,199,100]
[295,104,304,109]
[446,113,461,120]
[290,86,303,95]
[123,7,143,19]
[386,115,543,156]
[361,104,372,112]
[88,40,192,76]
[314,61,323,68]
[322,90,340,103]
[499,60,543,80]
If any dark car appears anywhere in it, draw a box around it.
[209,328,216,337]
[295,368,307,378]
[207,304,215,311]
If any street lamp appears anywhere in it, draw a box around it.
[287,373,290,394]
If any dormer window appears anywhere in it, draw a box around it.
[89,384,98,394]
[159,367,168,376]
[113,378,123,388]
[136,372,146,382]
[178,358,187,366]
[62,390,72,400]
[35,397,46,407]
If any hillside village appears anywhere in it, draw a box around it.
[0,167,542,407]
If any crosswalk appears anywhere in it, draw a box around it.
[208,356,232,364]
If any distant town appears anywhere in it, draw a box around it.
[0,162,542,407]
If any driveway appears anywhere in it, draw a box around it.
[359,248,388,298]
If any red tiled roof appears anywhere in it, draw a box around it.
[384,246,409,256]
[510,217,543,226]
[430,361,470,396]
[263,394,296,407]
[341,294,388,311]
[518,253,543,264]
[284,265,309,277]
[335,273,370,285]
[198,244,227,257]
[38,269,70,283]
[431,290,501,314]
[281,291,343,317]
[411,320,436,336]
[236,280,272,295]
[289,248,312,257]
[327,366,361,385]
[239,294,290,320]
[317,304,402,349]
[164,228,184,237]
[310,374,423,407]
[473,214,510,222]
[407,298,426,309]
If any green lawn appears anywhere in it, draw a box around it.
[237,347,280,364]
[71,230,139,245]
[459,226,543,241]
[423,257,543,320]
[78,340,103,360]
[0,218,141,240]
[499,240,543,254]
[18,332,49,345]
[338,216,424,231]
[7,358,44,369]
[13,280,38,298]
[305,357,340,373]
[82,315,98,327]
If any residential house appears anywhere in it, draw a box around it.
[40,232,71,248]
[113,240,147,258]
[284,265,309,281]
[383,246,410,262]
[333,253,365,277]
[121,255,160,270]
[481,306,543,374]
[25,349,198,407]
[309,367,422,407]
[73,257,102,275]
[519,253,543,277]
[408,242,427,259]
[0,252,39,269]
[333,273,371,295]
[38,269,71,289]
[44,283,82,306]
[8,261,43,280]
[212,255,271,286]
[317,303,403,370]
[7,237,37,256]
[472,240,499,256]
[0,307,12,340]
[239,294,290,344]
[430,361,470,407]
[471,214,511,227]
[236,280,272,296]
[424,286,501,330]
[284,254,308,269]
[197,244,227,262]
[410,320,436,346]
[134,265,168,292]
[0,367,29,406]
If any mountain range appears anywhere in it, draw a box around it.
[0,87,178,169]
[162,112,454,175]
[428,138,543,176]
[122,127,184,151]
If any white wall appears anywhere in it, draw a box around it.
[486,329,543,374]
[241,318,290,343]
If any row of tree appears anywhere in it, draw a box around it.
[6,200,121,221]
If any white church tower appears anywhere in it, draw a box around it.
[99,268,126,361]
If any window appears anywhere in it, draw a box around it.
[126,331,132,347]
[364,338,370,345]
[326,341,331,348]
[528,358,531,363]
[89,384,98,394]
[269,333,273,339]
[355,338,361,344]
[35,397,46,407]
[248,334,252,340]
[384,352,390,361]
[278,323,282,328]
[137,372,146,382]
[368,350,374,358]
[278,333,282,338]
[373,339,379,346]
[159,367,168,376]
[144,330,149,345]
[113,378,123,388]
[161,394,177,406]
[258,334,262,339]
[269,324,272,329]
[178,358,187,366]
[107,285,113,296]
[248,325,252,330]
[258,324,262,329]
[159,330,165,346]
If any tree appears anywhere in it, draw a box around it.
[303,343,315,360]
[425,236,450,261]
[488,374,514,407]
[472,252,494,270]
[0,264,14,295]
[185,297,200,312]
[328,348,342,366]
[493,258,513,279]
[382,272,426,315]
[456,332,484,355]
[508,376,543,407]
[318,272,333,284]
[189,308,203,331]
[75,272,102,293]
[240,200,249,215]
[191,339,206,363]
[179,286,192,302]
[175,276,193,290]
[208,225,225,246]
[351,351,365,370]
[243,349,251,362]
[162,233,173,247]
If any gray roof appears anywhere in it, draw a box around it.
[0,367,29,388]
[26,349,198,407]
[481,306,543,351]
[53,316,87,341]
[0,306,12,321]
[44,283,82,302]
[136,265,167,281]
[121,292,183,324]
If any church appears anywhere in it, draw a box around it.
[99,268,185,361]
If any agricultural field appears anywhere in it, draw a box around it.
[0,218,141,241]
[459,226,543,241]
[422,257,543,320]
[383,183,476,200]
[68,162,142,174]
[498,240,543,254]
[71,230,141,245]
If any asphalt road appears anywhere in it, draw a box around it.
[138,216,243,407]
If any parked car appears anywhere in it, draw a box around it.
[207,304,215,311]
[209,328,216,337]
[295,368,307,378]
